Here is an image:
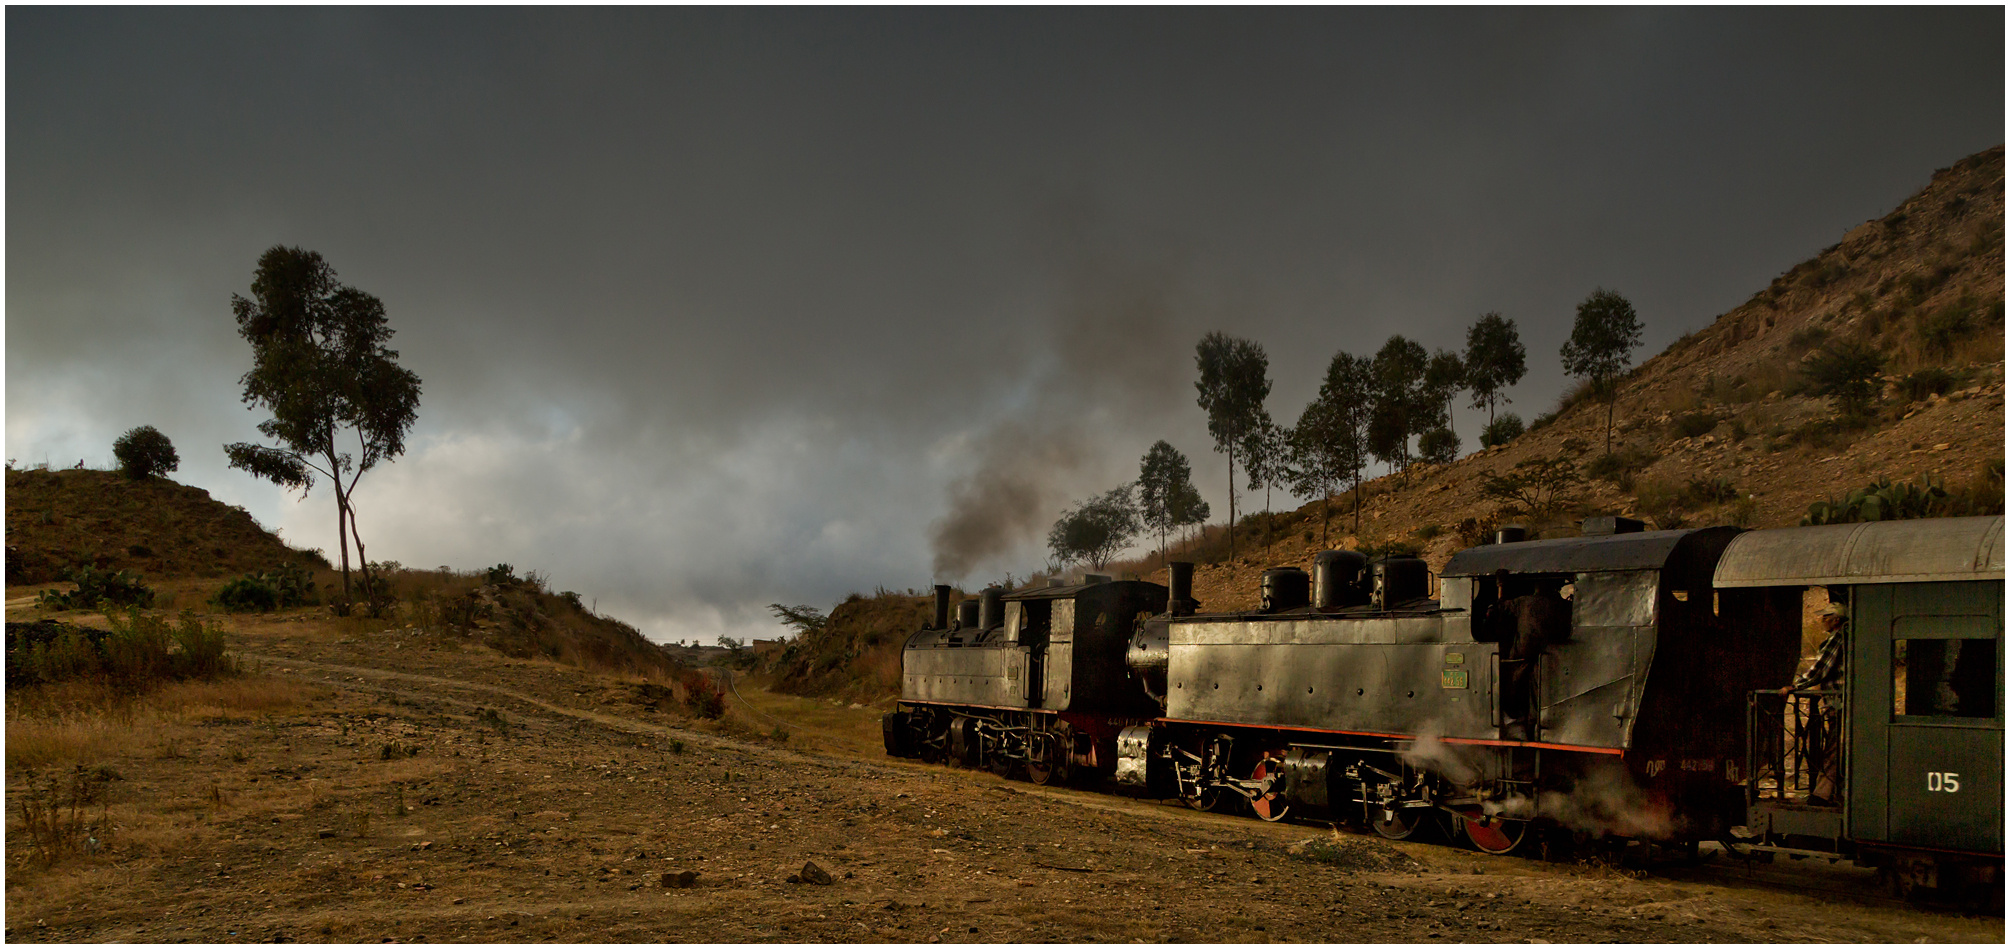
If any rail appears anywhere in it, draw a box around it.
[1746,687,1845,806]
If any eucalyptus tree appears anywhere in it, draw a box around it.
[223,246,422,608]
[1560,288,1643,455]
[1194,332,1271,561]
[1463,311,1527,426]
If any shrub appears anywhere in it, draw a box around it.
[1453,510,1506,547]
[1479,414,1525,448]
[679,671,725,719]
[112,425,179,480]
[37,565,155,611]
[5,611,232,690]
[1899,368,1956,401]
[1670,412,1719,439]
[1684,476,1739,505]
[485,563,519,587]
[210,563,318,613]
[1922,301,1979,356]
[211,575,278,613]
[1801,474,1998,525]
[1800,339,1886,418]
[1527,411,1558,432]
[1417,428,1459,465]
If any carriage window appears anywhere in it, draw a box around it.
[1894,638,1999,719]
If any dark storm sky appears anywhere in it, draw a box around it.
[7,8,2002,643]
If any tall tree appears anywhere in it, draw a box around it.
[1559,288,1643,455]
[1046,485,1143,571]
[1193,332,1271,561]
[224,246,422,608]
[1296,350,1374,539]
[1423,348,1465,439]
[1368,335,1430,475]
[1240,414,1293,553]
[1136,440,1195,567]
[1169,479,1210,550]
[1463,311,1527,425]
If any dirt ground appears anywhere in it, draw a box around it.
[5,601,2002,944]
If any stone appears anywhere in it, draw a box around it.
[799,861,834,885]
[662,870,698,889]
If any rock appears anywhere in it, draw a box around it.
[799,860,834,885]
[662,870,698,889]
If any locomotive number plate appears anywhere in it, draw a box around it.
[1441,670,1469,690]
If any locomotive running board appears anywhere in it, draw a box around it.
[1154,717,1626,756]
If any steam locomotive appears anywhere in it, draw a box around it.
[883,515,2004,900]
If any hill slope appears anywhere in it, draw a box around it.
[5,467,327,584]
[1172,145,2004,610]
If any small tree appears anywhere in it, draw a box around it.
[1194,332,1271,561]
[223,247,422,609]
[113,425,179,480]
[767,603,828,638]
[1480,457,1584,522]
[1463,312,1527,426]
[1417,428,1459,466]
[1560,288,1642,455]
[1479,413,1525,449]
[1047,485,1143,571]
[1801,339,1887,419]
[1240,415,1291,552]
[1424,349,1465,439]
[1169,480,1210,550]
[1369,335,1431,475]
[1136,441,1195,567]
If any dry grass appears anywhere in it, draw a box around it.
[7,675,313,769]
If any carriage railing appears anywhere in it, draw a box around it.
[1745,687,1844,806]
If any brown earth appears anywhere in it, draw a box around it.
[6,598,2001,944]
[5,468,327,585]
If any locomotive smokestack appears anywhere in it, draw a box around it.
[932,585,951,630]
[1166,561,1195,616]
[979,586,1004,630]
[1495,525,1527,545]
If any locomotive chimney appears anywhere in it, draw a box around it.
[1495,525,1527,545]
[956,599,979,629]
[932,585,951,630]
[979,586,1004,630]
[1166,561,1195,616]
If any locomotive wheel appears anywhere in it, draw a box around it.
[1025,756,1054,785]
[1183,786,1227,812]
[1249,759,1290,822]
[1460,814,1530,855]
[1368,803,1419,840]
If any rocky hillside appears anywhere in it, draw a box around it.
[5,467,328,584]
[1170,145,2004,611]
